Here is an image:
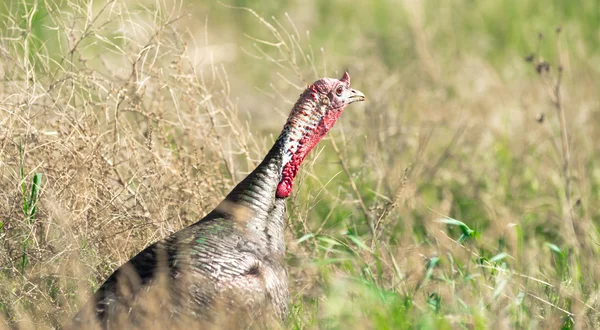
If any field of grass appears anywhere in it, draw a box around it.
[1,0,600,328]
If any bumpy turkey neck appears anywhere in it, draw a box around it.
[275,89,329,198]
[217,89,323,217]
[220,142,285,215]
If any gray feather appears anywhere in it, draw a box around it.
[71,144,289,328]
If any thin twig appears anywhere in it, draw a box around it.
[329,137,374,245]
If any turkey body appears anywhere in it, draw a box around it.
[71,73,364,329]
[75,149,288,329]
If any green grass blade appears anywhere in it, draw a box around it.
[27,173,42,222]
[422,257,439,288]
[489,252,509,263]
[19,139,28,217]
[438,217,476,243]
[297,233,315,243]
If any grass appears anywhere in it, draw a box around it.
[1,0,600,329]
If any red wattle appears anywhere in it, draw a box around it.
[276,109,343,198]
[276,178,293,198]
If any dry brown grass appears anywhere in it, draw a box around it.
[0,0,259,327]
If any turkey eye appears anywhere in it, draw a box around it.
[335,86,343,96]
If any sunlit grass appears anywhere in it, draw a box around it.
[0,0,599,329]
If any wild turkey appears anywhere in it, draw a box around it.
[72,72,365,329]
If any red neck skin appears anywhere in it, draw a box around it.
[275,107,343,198]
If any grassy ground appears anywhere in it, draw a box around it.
[1,0,600,328]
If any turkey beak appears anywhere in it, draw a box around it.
[347,88,366,104]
